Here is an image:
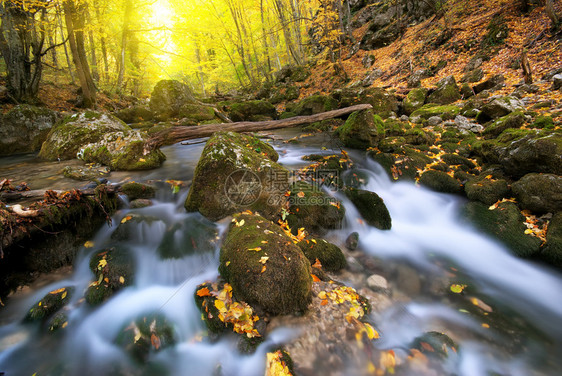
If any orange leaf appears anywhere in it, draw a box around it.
[196,287,211,297]
[297,191,305,198]
[420,342,435,352]
[151,333,161,350]
[261,265,267,273]
[312,258,322,268]
[311,274,321,282]
[321,299,329,306]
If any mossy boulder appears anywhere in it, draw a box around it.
[482,111,525,139]
[0,105,59,156]
[427,76,461,105]
[219,212,312,315]
[512,173,562,214]
[178,103,216,122]
[228,100,276,121]
[465,176,510,205]
[297,239,347,272]
[336,109,385,149]
[121,182,156,201]
[419,170,463,194]
[531,116,554,129]
[335,87,399,118]
[499,132,562,178]
[462,201,542,258]
[80,130,166,170]
[149,80,196,120]
[461,68,484,83]
[48,312,69,332]
[287,181,345,233]
[25,287,74,322]
[538,212,562,268]
[404,127,436,145]
[157,215,218,259]
[114,105,154,124]
[185,132,288,221]
[403,88,428,115]
[478,96,524,121]
[293,95,338,116]
[111,214,164,242]
[39,112,129,161]
[85,248,134,306]
[115,313,176,363]
[411,331,458,359]
[410,104,460,121]
[473,74,505,94]
[369,148,432,182]
[343,187,391,230]
[275,65,311,83]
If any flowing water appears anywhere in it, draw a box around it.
[1,130,562,375]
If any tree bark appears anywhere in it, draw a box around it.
[144,104,373,152]
[546,0,559,29]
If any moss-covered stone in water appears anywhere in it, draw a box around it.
[538,212,562,268]
[411,331,458,359]
[48,312,69,332]
[297,239,347,272]
[419,170,463,194]
[482,111,525,139]
[465,176,510,206]
[39,112,130,161]
[410,104,460,121]
[25,287,74,322]
[403,88,428,115]
[111,214,163,242]
[287,181,345,234]
[228,100,276,121]
[185,132,287,222]
[336,109,385,150]
[85,248,134,306]
[219,212,312,315]
[157,215,218,259]
[343,187,392,230]
[115,313,176,364]
[462,201,542,258]
[121,182,156,201]
[293,95,338,116]
[178,103,216,122]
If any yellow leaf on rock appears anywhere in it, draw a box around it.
[259,256,269,264]
[84,241,95,248]
[50,288,66,295]
[261,265,267,273]
[121,215,133,224]
[61,291,67,300]
[450,284,466,294]
[248,247,262,252]
[119,276,125,284]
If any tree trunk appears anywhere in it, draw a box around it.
[260,0,273,81]
[63,0,96,108]
[521,50,533,84]
[144,104,373,152]
[85,5,99,82]
[546,0,559,29]
[95,5,109,80]
[56,3,75,84]
[117,0,133,90]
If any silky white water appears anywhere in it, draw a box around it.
[0,135,561,375]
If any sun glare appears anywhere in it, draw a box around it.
[150,0,174,28]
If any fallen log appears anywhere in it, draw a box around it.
[144,104,373,152]
[0,186,118,203]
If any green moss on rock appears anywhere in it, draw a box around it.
[512,173,562,214]
[410,104,460,121]
[403,88,428,115]
[228,100,276,121]
[482,111,525,139]
[121,182,156,201]
[293,95,338,116]
[419,170,463,194]
[178,103,216,122]
[25,287,74,322]
[343,187,392,230]
[336,109,385,149]
[538,212,562,268]
[85,247,134,306]
[427,76,461,105]
[297,239,347,272]
[219,212,312,315]
[465,176,510,205]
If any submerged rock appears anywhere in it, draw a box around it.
[121,182,156,201]
[345,232,360,250]
[297,239,347,272]
[157,215,218,259]
[25,287,74,322]
[411,331,458,359]
[219,212,312,315]
[343,187,392,230]
[336,109,385,149]
[62,164,110,181]
[185,131,287,221]
[85,248,134,306]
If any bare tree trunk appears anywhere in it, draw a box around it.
[260,0,273,81]
[85,4,99,82]
[521,50,533,84]
[546,0,559,29]
[94,5,109,81]
[273,0,303,66]
[56,3,75,84]
[117,0,133,91]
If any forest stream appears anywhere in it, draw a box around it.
[1,129,561,376]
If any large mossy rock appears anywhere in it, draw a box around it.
[293,95,338,116]
[185,132,287,221]
[0,105,59,156]
[410,104,460,121]
[419,170,463,194]
[403,88,428,115]
[25,287,74,322]
[462,201,542,258]
[478,96,524,121]
[538,212,562,268]
[114,105,154,124]
[287,181,345,233]
[219,212,312,315]
[368,148,432,182]
[336,109,385,149]
[39,112,129,161]
[499,132,562,178]
[178,103,216,122]
[512,173,562,214]
[121,182,156,201]
[85,248,134,306]
[482,111,525,139]
[335,87,399,118]
[227,100,276,121]
[297,239,346,272]
[427,76,461,105]
[343,187,391,230]
[81,130,166,170]
[149,80,196,120]
[275,65,311,83]
[465,176,510,206]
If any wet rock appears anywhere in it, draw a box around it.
[500,132,562,178]
[111,214,164,242]
[47,312,69,332]
[462,201,542,258]
[24,287,74,322]
[219,212,312,315]
[297,239,347,272]
[336,109,385,149]
[454,115,483,133]
[157,215,218,259]
[85,248,134,306]
[227,100,276,122]
[465,176,510,206]
[419,170,463,194]
[512,173,562,214]
[403,88,428,115]
[185,132,287,221]
[121,182,156,201]
[62,164,110,181]
[149,80,196,120]
[539,212,562,268]
[410,104,460,121]
[482,111,525,139]
[427,75,461,105]
[473,74,505,94]
[129,199,153,209]
[39,112,129,161]
[0,105,59,156]
[345,232,359,250]
[366,274,389,293]
[114,105,154,124]
[293,95,338,116]
[478,96,524,121]
[343,187,392,230]
[411,331,458,359]
[115,313,176,363]
[287,181,345,233]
